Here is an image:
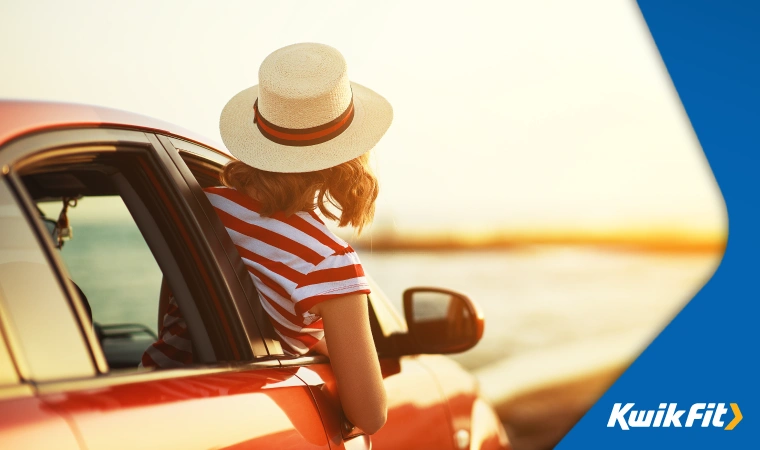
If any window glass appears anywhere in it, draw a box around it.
[35,194,162,371]
[0,331,19,386]
[0,183,95,381]
[38,197,162,336]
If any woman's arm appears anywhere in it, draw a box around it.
[311,337,330,357]
[310,294,387,435]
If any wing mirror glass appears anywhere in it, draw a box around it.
[402,287,484,354]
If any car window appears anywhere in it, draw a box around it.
[0,181,95,381]
[8,142,225,376]
[37,196,161,369]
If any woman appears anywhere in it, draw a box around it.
[141,43,392,434]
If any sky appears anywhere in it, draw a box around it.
[0,0,727,238]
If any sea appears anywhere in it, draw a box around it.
[58,222,721,372]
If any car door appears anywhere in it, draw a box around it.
[0,127,331,450]
[165,137,458,449]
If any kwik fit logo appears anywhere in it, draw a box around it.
[608,403,742,430]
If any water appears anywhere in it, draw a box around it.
[58,222,163,334]
[58,222,720,371]
[360,247,720,370]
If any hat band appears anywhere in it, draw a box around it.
[253,97,354,147]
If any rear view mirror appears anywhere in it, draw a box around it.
[402,287,484,354]
[42,217,57,236]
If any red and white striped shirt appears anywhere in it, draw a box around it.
[141,186,370,367]
[140,296,192,368]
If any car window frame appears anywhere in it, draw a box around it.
[157,135,280,358]
[0,127,268,381]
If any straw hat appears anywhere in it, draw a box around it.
[219,43,393,173]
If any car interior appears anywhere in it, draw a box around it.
[17,150,220,371]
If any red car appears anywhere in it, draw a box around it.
[0,100,509,450]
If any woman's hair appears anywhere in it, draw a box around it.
[221,152,378,233]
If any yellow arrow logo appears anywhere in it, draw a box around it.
[724,403,742,430]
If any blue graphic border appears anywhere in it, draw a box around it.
[559,1,759,448]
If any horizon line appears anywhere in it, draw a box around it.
[345,229,727,254]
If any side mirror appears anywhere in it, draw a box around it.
[401,287,484,354]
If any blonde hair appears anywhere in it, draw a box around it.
[221,152,378,233]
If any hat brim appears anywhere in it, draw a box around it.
[219,82,392,173]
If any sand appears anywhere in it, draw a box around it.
[474,329,652,450]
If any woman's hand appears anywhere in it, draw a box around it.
[309,294,387,435]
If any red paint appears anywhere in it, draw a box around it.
[39,368,330,450]
[294,357,461,450]
[0,396,81,450]
[0,100,226,151]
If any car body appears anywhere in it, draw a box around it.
[0,100,509,450]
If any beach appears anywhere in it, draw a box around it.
[358,246,720,370]
[360,245,720,449]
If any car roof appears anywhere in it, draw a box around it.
[0,100,231,157]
